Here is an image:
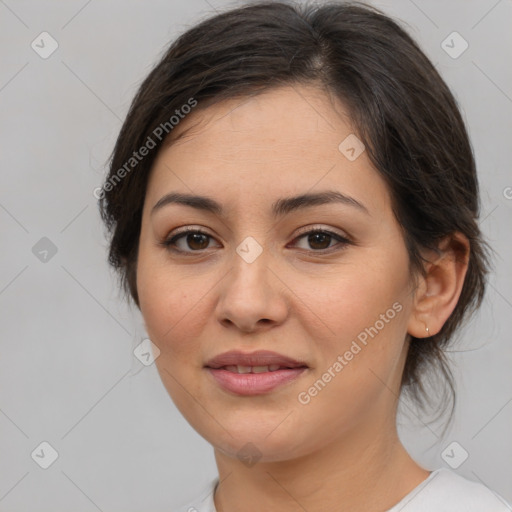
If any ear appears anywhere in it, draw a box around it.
[407,232,470,338]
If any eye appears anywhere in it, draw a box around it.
[289,228,351,252]
[160,226,352,255]
[161,228,219,253]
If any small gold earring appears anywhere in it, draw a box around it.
[425,326,430,336]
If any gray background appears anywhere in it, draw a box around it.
[0,0,511,510]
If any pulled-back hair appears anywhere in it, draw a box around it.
[99,1,490,418]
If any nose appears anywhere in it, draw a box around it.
[215,248,289,334]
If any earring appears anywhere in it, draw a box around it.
[425,325,430,336]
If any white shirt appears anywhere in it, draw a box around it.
[179,468,511,511]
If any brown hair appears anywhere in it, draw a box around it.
[99,1,490,418]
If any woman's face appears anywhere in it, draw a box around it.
[136,85,418,461]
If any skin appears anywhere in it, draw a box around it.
[136,85,469,512]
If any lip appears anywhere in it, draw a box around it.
[204,350,309,396]
[205,349,307,369]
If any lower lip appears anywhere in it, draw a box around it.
[206,367,307,396]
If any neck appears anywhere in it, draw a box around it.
[212,416,429,512]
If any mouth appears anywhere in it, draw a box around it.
[204,350,309,396]
[215,364,304,373]
[205,349,308,369]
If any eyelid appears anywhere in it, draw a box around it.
[292,224,350,240]
[168,225,214,237]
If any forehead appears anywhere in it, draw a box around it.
[146,85,391,215]
[165,85,352,154]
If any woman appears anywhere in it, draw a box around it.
[98,1,510,510]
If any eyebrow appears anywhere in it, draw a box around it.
[151,190,369,217]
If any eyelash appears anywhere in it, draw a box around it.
[160,226,352,255]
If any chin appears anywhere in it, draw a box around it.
[195,417,313,464]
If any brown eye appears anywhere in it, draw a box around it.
[291,229,351,253]
[185,232,210,250]
[307,232,332,250]
[163,229,218,253]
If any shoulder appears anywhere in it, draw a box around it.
[177,478,218,512]
[388,468,512,512]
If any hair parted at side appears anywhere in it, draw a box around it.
[99,0,490,419]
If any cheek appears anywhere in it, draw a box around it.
[136,256,215,414]
[298,257,410,345]
[136,250,212,360]
[290,277,410,440]
[293,251,412,404]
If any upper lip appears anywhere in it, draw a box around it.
[205,350,308,369]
